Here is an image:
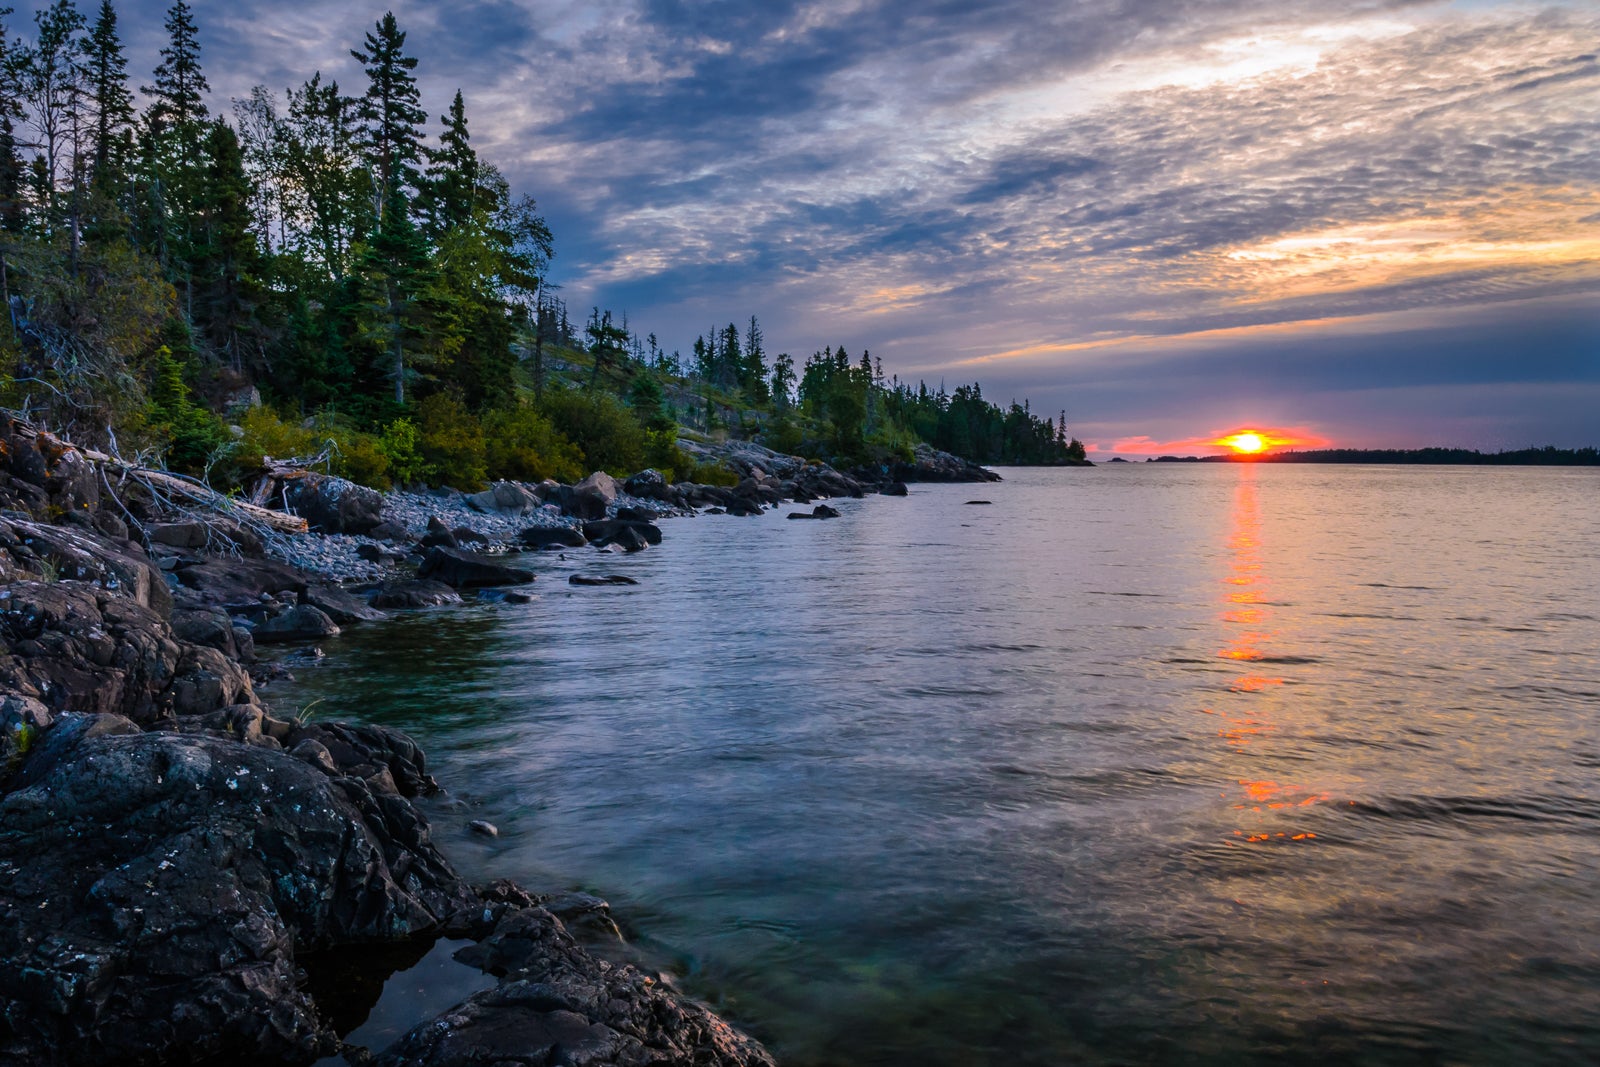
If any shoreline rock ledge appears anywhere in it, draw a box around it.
[0,416,776,1066]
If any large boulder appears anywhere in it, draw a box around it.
[303,583,389,624]
[252,604,340,644]
[519,525,588,550]
[555,471,619,521]
[171,556,307,612]
[379,906,775,1067]
[0,581,256,725]
[418,546,537,589]
[622,469,667,499]
[280,472,385,535]
[0,518,171,619]
[581,519,663,547]
[466,481,540,516]
[0,725,478,1066]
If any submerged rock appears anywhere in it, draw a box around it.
[569,575,639,586]
[369,579,463,609]
[381,907,775,1067]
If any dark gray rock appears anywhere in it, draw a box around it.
[146,520,209,548]
[418,546,537,589]
[880,481,909,496]
[0,728,477,1066]
[367,519,413,543]
[171,556,306,612]
[0,581,256,726]
[582,519,663,548]
[519,525,587,550]
[569,575,639,586]
[304,583,389,624]
[382,907,774,1067]
[788,504,841,520]
[369,580,463,609]
[622,469,666,499]
[281,472,386,534]
[253,603,340,644]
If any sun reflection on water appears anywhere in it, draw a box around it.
[1209,467,1328,846]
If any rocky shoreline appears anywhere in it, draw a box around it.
[0,417,996,1066]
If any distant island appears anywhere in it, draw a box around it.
[1145,446,1599,466]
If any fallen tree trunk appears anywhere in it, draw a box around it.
[79,446,309,534]
[1,414,307,534]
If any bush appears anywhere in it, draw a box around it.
[378,418,428,487]
[483,405,584,483]
[145,347,231,476]
[536,387,646,475]
[415,393,487,490]
[330,430,391,489]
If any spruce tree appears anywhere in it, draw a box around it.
[0,6,27,236]
[84,0,134,199]
[142,0,210,292]
[422,89,476,236]
[143,1,209,159]
[194,120,263,371]
[351,12,425,213]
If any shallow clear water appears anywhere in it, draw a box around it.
[279,464,1600,1065]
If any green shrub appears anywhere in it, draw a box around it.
[378,418,428,487]
[484,405,585,483]
[146,346,231,476]
[686,459,739,487]
[536,387,646,475]
[233,405,322,471]
[416,393,487,490]
[330,431,392,489]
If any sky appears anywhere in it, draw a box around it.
[32,0,1600,453]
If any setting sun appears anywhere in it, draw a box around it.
[1226,433,1266,454]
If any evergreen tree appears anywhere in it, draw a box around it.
[350,183,431,405]
[741,314,769,402]
[141,0,210,287]
[143,1,209,159]
[84,0,134,200]
[279,72,371,278]
[351,11,425,213]
[193,119,264,371]
[422,89,476,237]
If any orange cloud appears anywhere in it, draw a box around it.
[1106,426,1330,456]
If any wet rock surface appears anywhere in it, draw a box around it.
[0,725,476,1066]
[380,907,775,1067]
[417,545,538,588]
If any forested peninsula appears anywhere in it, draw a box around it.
[0,1,1085,487]
[0,4,1068,1066]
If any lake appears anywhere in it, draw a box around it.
[281,463,1600,1065]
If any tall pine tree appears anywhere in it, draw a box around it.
[84,1,134,201]
[421,88,476,237]
[351,12,425,214]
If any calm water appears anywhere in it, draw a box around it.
[280,464,1600,1065]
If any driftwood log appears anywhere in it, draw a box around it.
[3,416,308,534]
